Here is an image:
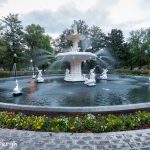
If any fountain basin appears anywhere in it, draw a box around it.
[0,74,150,108]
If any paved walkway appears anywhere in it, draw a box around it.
[0,128,150,150]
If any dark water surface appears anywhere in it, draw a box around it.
[0,74,150,107]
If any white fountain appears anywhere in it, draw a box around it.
[37,69,44,83]
[57,21,97,82]
[12,53,22,96]
[84,68,96,86]
[30,60,36,79]
[100,68,108,80]
[13,79,22,96]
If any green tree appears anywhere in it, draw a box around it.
[106,29,129,66]
[0,23,7,69]
[72,20,89,35]
[128,28,150,69]
[0,23,6,52]
[1,13,25,70]
[40,35,53,53]
[88,25,106,53]
[24,24,54,69]
[25,24,44,49]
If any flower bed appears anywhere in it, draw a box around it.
[0,111,150,132]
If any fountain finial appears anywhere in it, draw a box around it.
[72,20,78,34]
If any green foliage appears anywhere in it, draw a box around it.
[0,38,7,69]
[1,15,150,71]
[0,111,150,132]
[24,24,54,69]
[1,13,25,70]
[84,114,96,130]
[128,28,150,68]
[25,24,45,49]
[89,26,106,53]
[0,23,6,54]
[0,71,11,77]
[106,29,130,66]
[116,68,150,76]
[40,35,53,53]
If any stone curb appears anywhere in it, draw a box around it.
[0,102,150,113]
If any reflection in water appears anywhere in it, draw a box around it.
[128,85,150,104]
[149,84,150,91]
[0,75,150,107]
[28,80,37,93]
[109,93,123,105]
[59,91,104,106]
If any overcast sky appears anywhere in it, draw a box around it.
[0,0,150,38]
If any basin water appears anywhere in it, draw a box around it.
[0,75,149,107]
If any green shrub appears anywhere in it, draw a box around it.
[116,68,149,76]
[0,71,11,77]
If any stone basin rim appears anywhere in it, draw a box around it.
[0,102,150,113]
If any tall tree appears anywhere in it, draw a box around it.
[0,23,6,52]
[72,20,89,35]
[25,24,44,49]
[40,35,53,53]
[88,25,106,53]
[1,13,25,70]
[128,28,150,68]
[24,24,54,69]
[0,23,6,69]
[106,29,129,66]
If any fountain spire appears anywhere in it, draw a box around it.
[72,20,78,34]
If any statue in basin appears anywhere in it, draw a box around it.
[64,69,72,81]
[100,68,108,80]
[13,80,22,96]
[84,68,96,86]
[37,69,44,83]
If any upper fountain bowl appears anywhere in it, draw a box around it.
[56,51,97,62]
[66,34,85,42]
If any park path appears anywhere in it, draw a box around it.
[0,128,150,150]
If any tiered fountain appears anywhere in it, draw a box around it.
[57,22,97,82]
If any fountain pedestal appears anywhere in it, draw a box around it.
[65,60,85,81]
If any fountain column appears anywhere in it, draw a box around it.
[72,41,78,51]
[70,61,82,81]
